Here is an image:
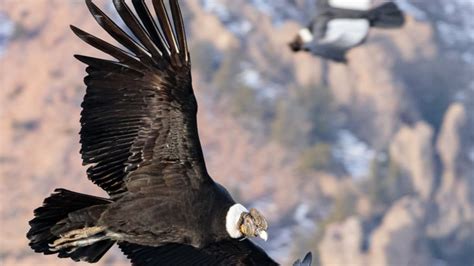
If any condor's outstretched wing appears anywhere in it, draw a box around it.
[119,239,278,266]
[72,0,210,197]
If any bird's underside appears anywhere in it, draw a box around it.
[46,195,199,252]
[290,0,404,63]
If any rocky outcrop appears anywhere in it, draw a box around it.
[369,197,431,266]
[319,217,366,266]
[319,197,432,266]
[317,103,473,266]
[328,17,434,148]
[389,122,435,200]
[427,103,474,262]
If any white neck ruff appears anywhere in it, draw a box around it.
[299,28,314,43]
[225,203,248,238]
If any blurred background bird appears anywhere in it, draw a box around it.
[289,0,404,62]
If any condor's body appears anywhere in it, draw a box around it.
[99,181,236,247]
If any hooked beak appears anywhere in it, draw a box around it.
[258,230,268,241]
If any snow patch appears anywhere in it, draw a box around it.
[201,0,231,21]
[434,0,474,63]
[237,63,281,100]
[294,203,316,230]
[200,0,252,37]
[227,19,253,37]
[333,130,375,179]
[239,68,261,88]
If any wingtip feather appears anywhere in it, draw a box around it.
[169,0,189,63]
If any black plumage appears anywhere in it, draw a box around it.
[27,0,287,264]
[289,0,405,62]
[119,239,275,265]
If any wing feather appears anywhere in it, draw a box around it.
[169,0,189,62]
[119,240,278,266]
[71,26,145,70]
[74,0,209,197]
[112,0,163,59]
[85,0,153,64]
[152,0,179,56]
[132,0,171,57]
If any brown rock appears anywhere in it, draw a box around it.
[369,197,431,266]
[427,103,474,257]
[328,16,435,148]
[389,122,435,200]
[319,217,367,266]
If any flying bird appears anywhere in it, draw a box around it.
[26,0,303,264]
[289,0,405,62]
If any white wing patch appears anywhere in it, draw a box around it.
[329,0,371,10]
[318,19,370,49]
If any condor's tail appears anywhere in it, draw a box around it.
[367,2,405,28]
[27,189,114,263]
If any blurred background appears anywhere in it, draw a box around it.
[1,0,473,265]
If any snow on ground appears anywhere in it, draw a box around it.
[293,203,317,230]
[237,61,281,100]
[432,0,474,63]
[333,129,375,179]
[201,0,253,37]
[239,67,261,88]
[226,19,253,37]
[201,0,231,21]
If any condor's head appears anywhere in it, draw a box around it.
[289,28,313,53]
[226,204,268,241]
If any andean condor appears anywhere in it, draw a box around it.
[26,0,311,265]
[289,0,405,62]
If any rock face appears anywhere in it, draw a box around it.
[319,198,431,266]
[389,122,435,200]
[428,103,474,262]
[319,104,474,266]
[319,217,366,266]
[328,16,434,148]
[369,197,431,266]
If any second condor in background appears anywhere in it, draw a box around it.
[289,0,405,63]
